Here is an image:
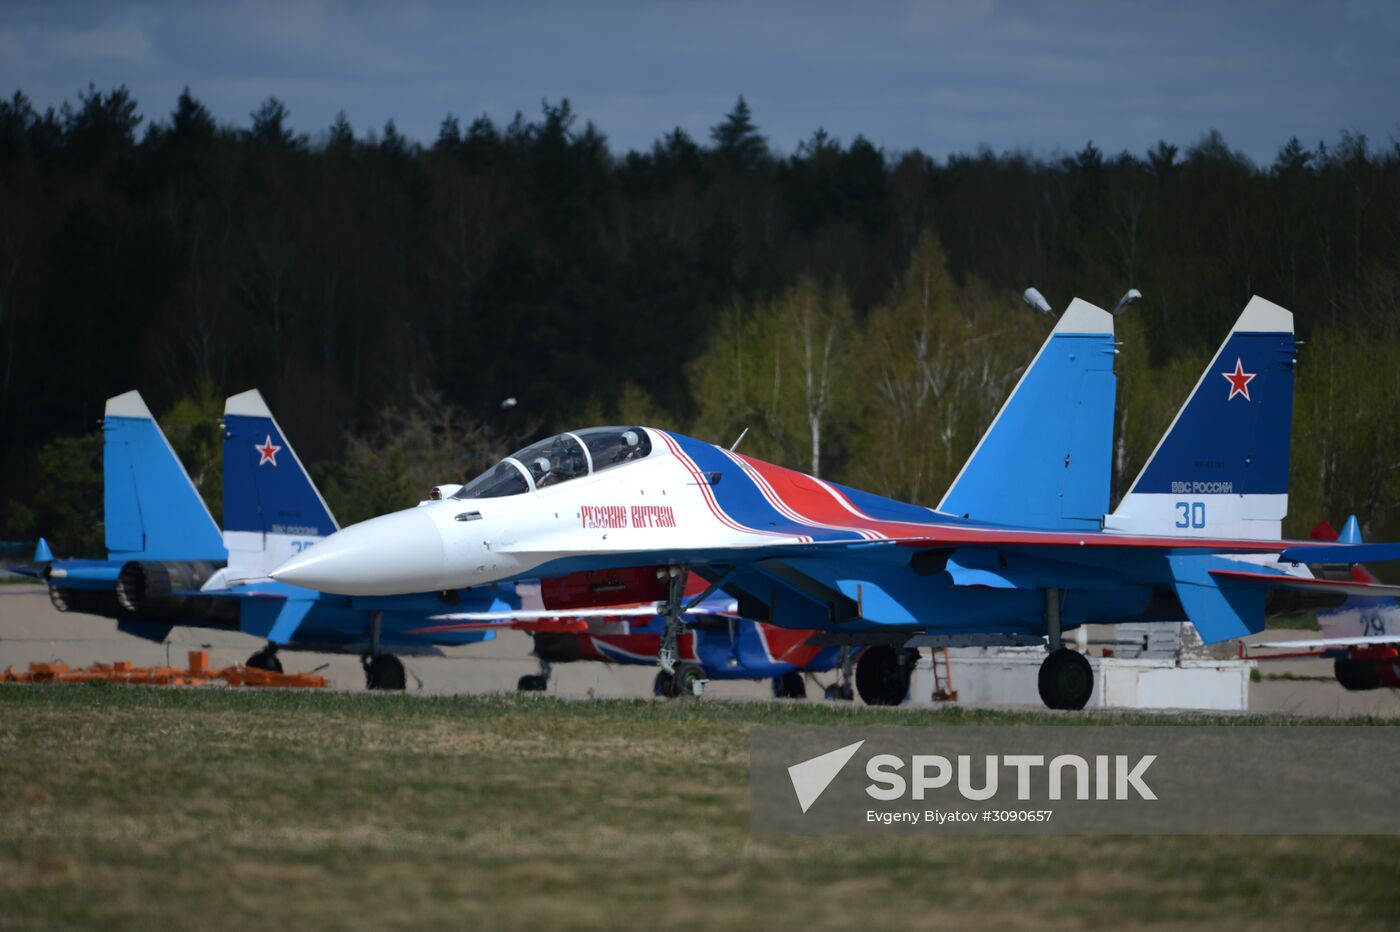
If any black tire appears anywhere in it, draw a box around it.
[1038,648,1093,710]
[855,645,915,706]
[246,648,283,673]
[1335,658,1384,691]
[653,670,674,697]
[772,671,807,699]
[670,662,706,698]
[517,674,548,692]
[364,654,406,691]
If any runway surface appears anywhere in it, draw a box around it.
[4,583,1399,716]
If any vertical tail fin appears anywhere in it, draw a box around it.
[103,391,225,562]
[938,299,1116,530]
[1106,296,1296,540]
[222,389,338,581]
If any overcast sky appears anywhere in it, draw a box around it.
[2,1,1397,164]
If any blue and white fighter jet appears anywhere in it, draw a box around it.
[23,389,514,689]
[276,295,1400,708]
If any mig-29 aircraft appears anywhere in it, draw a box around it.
[411,566,859,698]
[273,295,1400,708]
[1252,516,1400,690]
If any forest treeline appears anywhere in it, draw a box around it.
[2,85,1398,555]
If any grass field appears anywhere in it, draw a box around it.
[2,686,1398,930]
[1264,612,1321,630]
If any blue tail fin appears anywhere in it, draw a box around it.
[103,391,225,562]
[1107,296,1296,539]
[222,389,338,580]
[938,298,1116,530]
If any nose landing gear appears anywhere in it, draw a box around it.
[656,566,709,697]
[363,653,406,691]
[669,662,707,697]
[361,609,406,691]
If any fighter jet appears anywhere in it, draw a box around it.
[411,567,859,698]
[1251,516,1400,690]
[272,296,1400,708]
[24,389,513,689]
[17,390,235,642]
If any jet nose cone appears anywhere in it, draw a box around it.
[271,509,446,595]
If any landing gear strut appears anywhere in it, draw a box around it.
[657,567,688,673]
[362,610,407,691]
[518,659,552,692]
[824,646,855,701]
[1037,588,1092,710]
[246,645,283,673]
[656,566,709,697]
[855,645,918,705]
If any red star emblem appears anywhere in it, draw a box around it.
[254,434,281,466]
[1221,358,1256,401]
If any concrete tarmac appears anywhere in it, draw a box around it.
[0,584,778,700]
[4,583,1399,716]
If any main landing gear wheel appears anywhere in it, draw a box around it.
[246,647,283,673]
[772,671,807,699]
[653,670,674,697]
[1037,648,1093,710]
[668,662,707,698]
[855,646,917,706]
[1334,658,1383,691]
[364,654,406,691]
[518,659,552,693]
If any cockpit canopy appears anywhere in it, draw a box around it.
[452,427,652,499]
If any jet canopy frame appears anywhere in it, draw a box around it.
[452,426,653,499]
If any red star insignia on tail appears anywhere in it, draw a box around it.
[1221,358,1256,401]
[255,434,281,466]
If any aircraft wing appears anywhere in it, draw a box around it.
[884,530,1400,561]
[412,602,740,636]
[1208,569,1400,599]
[435,605,663,621]
[1253,635,1400,651]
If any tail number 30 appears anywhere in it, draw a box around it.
[1175,502,1206,529]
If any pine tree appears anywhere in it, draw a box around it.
[709,96,767,169]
